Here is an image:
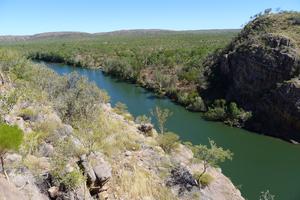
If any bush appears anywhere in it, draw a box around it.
[0,124,23,170]
[58,170,85,191]
[114,102,128,115]
[19,108,37,121]
[20,131,46,155]
[203,107,226,121]
[51,142,85,191]
[203,99,252,127]
[193,172,214,187]
[187,96,206,112]
[156,132,180,153]
[192,139,233,178]
[0,124,23,154]
[135,115,151,125]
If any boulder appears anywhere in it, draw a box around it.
[78,154,96,184]
[48,186,60,198]
[93,163,112,184]
[39,143,54,157]
[170,144,193,165]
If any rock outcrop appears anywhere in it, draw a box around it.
[203,12,300,141]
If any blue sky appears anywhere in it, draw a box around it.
[0,0,299,35]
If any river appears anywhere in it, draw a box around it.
[44,62,300,200]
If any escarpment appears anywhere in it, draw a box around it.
[203,12,300,141]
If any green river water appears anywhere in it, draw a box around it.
[45,62,300,200]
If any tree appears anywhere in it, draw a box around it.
[0,124,23,173]
[193,139,233,177]
[259,190,275,200]
[151,106,172,134]
[157,132,180,153]
[114,102,128,115]
[135,115,151,125]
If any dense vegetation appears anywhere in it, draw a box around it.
[0,30,238,113]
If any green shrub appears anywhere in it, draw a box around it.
[156,132,180,153]
[58,170,85,191]
[135,115,151,125]
[193,172,214,187]
[151,106,172,134]
[19,108,37,121]
[192,139,233,179]
[51,142,85,190]
[20,131,45,155]
[203,107,226,121]
[0,124,23,154]
[114,102,128,115]
[0,124,23,170]
[203,99,252,127]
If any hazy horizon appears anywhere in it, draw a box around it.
[0,28,242,37]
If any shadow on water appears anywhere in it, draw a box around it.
[44,62,300,200]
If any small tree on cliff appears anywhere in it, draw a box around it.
[193,139,233,177]
[151,106,173,134]
[0,124,23,174]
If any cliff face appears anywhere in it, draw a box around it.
[203,12,300,141]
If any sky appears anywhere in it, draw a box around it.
[0,0,299,35]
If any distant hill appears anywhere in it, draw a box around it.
[0,29,240,42]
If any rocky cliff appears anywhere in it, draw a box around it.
[203,12,300,142]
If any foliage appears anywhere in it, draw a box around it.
[20,131,46,155]
[192,139,233,177]
[114,102,128,115]
[19,108,37,121]
[156,132,180,153]
[135,114,151,125]
[51,139,85,190]
[193,172,214,187]
[0,123,23,171]
[0,124,23,156]
[51,157,85,191]
[259,190,275,200]
[203,99,252,127]
[151,106,173,134]
[0,30,238,111]
[75,109,107,153]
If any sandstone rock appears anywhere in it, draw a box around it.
[4,153,22,165]
[170,144,193,165]
[93,163,112,184]
[78,154,97,184]
[204,18,300,141]
[8,170,49,200]
[0,176,30,200]
[48,186,59,198]
[39,142,54,157]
